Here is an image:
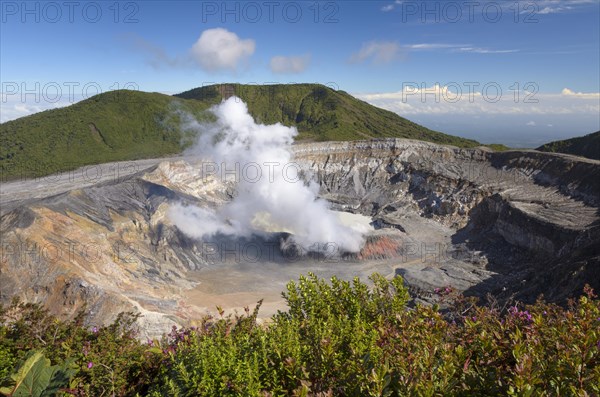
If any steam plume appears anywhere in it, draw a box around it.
[169,97,366,253]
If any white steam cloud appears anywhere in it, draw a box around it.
[168,97,366,253]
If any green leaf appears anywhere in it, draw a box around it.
[0,351,75,397]
[6,350,46,396]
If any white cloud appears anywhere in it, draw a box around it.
[561,88,600,98]
[0,100,71,123]
[190,28,255,72]
[270,54,311,74]
[407,43,464,49]
[455,47,519,54]
[526,121,537,126]
[537,6,567,14]
[350,41,400,64]
[398,43,520,54]
[122,32,185,69]
[519,0,597,14]
[1,104,37,122]
[380,0,404,12]
[383,0,596,16]
[124,29,256,72]
[355,85,600,116]
[356,84,600,147]
[347,41,518,66]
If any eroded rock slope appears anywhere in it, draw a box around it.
[1,139,598,335]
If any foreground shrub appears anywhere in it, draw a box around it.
[1,274,599,396]
[0,300,160,396]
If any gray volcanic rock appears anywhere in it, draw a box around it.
[292,139,599,302]
[1,139,598,335]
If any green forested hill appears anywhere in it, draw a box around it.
[175,83,481,146]
[0,91,209,180]
[537,131,600,160]
[1,84,483,180]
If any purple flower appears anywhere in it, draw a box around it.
[87,362,93,369]
[82,341,90,356]
[508,306,532,323]
[435,286,453,296]
[92,326,98,334]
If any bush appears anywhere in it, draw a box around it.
[0,299,160,396]
[1,274,598,396]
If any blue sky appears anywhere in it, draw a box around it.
[1,0,599,147]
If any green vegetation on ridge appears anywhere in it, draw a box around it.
[0,90,210,180]
[537,131,600,160]
[175,83,481,146]
[1,84,485,180]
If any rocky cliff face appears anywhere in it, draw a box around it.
[295,140,598,252]
[293,140,599,302]
[1,139,598,336]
